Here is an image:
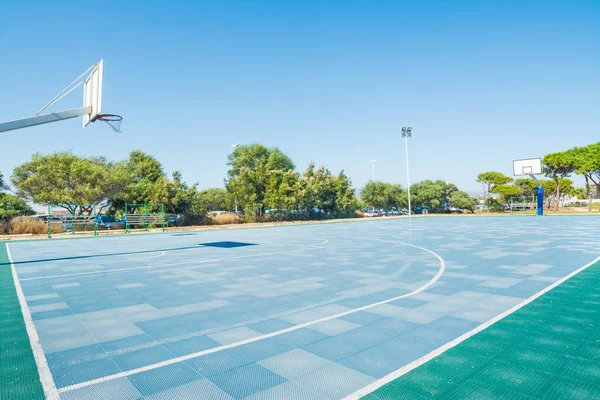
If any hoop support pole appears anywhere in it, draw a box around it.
[528,174,544,216]
[0,107,91,134]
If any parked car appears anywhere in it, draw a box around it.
[363,208,381,217]
[381,208,402,216]
[413,206,431,214]
[95,214,126,230]
[265,209,289,217]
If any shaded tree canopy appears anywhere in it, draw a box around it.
[360,181,405,210]
[226,144,295,215]
[543,149,576,211]
[11,152,112,214]
[476,172,513,195]
[449,191,476,211]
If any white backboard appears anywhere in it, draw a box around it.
[83,59,103,127]
[513,158,542,176]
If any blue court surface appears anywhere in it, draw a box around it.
[7,216,600,400]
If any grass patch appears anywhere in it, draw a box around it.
[210,212,242,225]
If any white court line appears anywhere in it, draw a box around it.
[102,250,167,264]
[344,254,600,400]
[6,244,60,400]
[19,240,329,282]
[59,241,445,394]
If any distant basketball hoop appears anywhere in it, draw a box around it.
[512,158,544,216]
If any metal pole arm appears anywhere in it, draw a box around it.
[0,107,91,134]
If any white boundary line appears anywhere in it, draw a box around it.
[344,254,600,400]
[6,244,60,400]
[19,240,330,282]
[59,241,445,393]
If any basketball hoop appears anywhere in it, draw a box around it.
[91,113,122,133]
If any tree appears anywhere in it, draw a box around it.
[0,193,34,222]
[360,181,405,211]
[493,184,522,203]
[543,150,576,212]
[148,171,199,216]
[12,152,111,214]
[410,180,446,211]
[332,171,358,215]
[0,172,34,221]
[108,151,166,211]
[360,181,390,210]
[514,178,537,197]
[476,172,513,208]
[226,144,295,216]
[196,188,231,212]
[539,179,557,209]
[571,143,600,211]
[386,184,406,209]
[304,165,336,214]
[449,191,477,212]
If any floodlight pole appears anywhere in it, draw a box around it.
[444,168,449,185]
[402,127,412,216]
[528,174,544,216]
[369,160,377,181]
[231,144,240,213]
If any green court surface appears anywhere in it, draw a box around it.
[363,260,600,400]
[0,244,45,400]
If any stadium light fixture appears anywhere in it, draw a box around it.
[402,127,412,216]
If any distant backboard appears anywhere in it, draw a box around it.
[513,158,542,176]
[83,59,103,127]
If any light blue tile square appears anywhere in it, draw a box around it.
[259,349,332,379]
[208,363,286,399]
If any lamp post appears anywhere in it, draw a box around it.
[369,160,377,181]
[231,144,239,213]
[402,127,412,216]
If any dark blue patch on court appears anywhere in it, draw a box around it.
[199,241,257,248]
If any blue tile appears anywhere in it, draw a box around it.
[208,363,286,399]
[237,338,294,363]
[339,338,437,378]
[135,317,199,340]
[128,362,202,397]
[185,348,253,377]
[112,344,174,370]
[275,328,330,348]
[31,308,73,320]
[247,318,294,334]
[46,344,107,368]
[163,335,221,357]
[339,311,384,326]
[390,298,428,308]
[53,355,121,388]
[101,334,157,353]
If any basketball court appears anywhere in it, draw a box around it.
[4,216,600,399]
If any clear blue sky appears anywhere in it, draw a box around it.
[1,0,598,194]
